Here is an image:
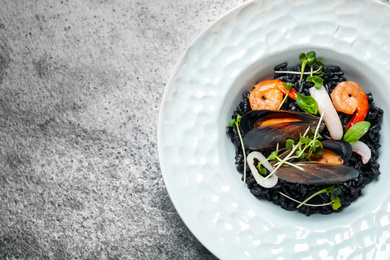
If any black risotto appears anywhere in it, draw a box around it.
[226,62,383,216]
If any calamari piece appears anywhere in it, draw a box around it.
[352,140,371,164]
[247,151,278,188]
[309,86,343,140]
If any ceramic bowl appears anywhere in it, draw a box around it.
[158,0,390,258]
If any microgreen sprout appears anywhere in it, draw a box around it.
[274,68,325,76]
[228,114,247,183]
[260,112,324,186]
[298,51,324,85]
[306,76,323,90]
[279,192,333,207]
[255,153,275,176]
[274,112,324,164]
[256,163,268,175]
[261,126,311,182]
[274,51,324,82]
[278,82,293,110]
[296,185,342,210]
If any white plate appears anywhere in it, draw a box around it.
[158,0,390,258]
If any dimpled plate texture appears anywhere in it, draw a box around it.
[158,0,390,259]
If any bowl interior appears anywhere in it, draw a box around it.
[218,46,390,226]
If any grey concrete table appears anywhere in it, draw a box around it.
[0,0,389,259]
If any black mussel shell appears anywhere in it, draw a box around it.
[321,140,352,164]
[275,162,359,185]
[241,110,325,150]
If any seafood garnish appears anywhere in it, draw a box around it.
[274,162,359,185]
[229,115,247,182]
[247,151,278,188]
[249,79,298,110]
[318,140,352,165]
[227,51,382,215]
[267,115,358,185]
[279,191,333,208]
[331,81,369,130]
[241,110,324,150]
[277,140,352,165]
[352,140,371,164]
[309,85,343,140]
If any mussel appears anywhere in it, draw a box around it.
[274,140,357,185]
[240,110,325,150]
[317,140,352,165]
[274,162,359,185]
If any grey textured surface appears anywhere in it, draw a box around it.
[0,1,245,259]
[0,0,389,259]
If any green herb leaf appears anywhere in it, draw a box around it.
[236,114,242,124]
[307,51,316,66]
[297,184,342,209]
[296,93,319,115]
[332,197,341,210]
[300,136,309,144]
[306,76,323,90]
[285,139,295,149]
[314,139,323,149]
[311,149,323,158]
[282,82,293,91]
[228,119,235,127]
[256,163,268,175]
[268,151,278,161]
[278,82,293,109]
[315,59,324,67]
[311,128,323,140]
[299,53,306,63]
[325,185,335,195]
[330,188,341,201]
[325,186,342,210]
[343,121,371,144]
[307,51,316,59]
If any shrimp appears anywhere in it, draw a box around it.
[330,81,369,130]
[249,79,298,110]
